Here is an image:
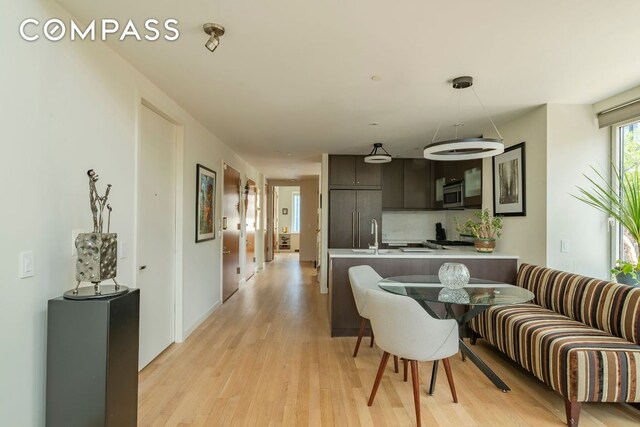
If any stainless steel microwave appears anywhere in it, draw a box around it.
[443,181,464,208]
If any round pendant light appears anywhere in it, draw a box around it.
[364,143,392,163]
[424,76,504,161]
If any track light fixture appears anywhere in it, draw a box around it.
[203,23,225,52]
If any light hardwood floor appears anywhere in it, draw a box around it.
[138,253,640,426]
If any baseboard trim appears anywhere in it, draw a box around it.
[182,300,221,341]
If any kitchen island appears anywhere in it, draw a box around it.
[328,248,519,336]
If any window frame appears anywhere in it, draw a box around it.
[291,191,301,233]
[610,117,640,270]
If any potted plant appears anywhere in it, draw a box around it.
[575,163,640,285]
[611,260,640,286]
[456,209,503,253]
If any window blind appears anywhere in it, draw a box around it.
[598,99,640,128]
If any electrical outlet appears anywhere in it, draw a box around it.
[20,251,35,279]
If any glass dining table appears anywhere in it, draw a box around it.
[379,275,535,393]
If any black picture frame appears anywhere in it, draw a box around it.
[196,164,217,242]
[492,142,526,217]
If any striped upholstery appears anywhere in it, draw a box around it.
[517,264,640,345]
[470,264,640,403]
[470,303,640,402]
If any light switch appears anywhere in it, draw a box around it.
[20,251,35,279]
[561,240,570,253]
[118,241,126,259]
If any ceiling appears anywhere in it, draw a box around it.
[57,0,640,178]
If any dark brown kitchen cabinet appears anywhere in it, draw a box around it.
[433,161,446,210]
[329,155,381,188]
[382,160,404,209]
[403,159,433,209]
[462,159,483,208]
[329,189,381,249]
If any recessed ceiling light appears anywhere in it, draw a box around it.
[287,153,292,156]
[370,75,383,81]
[368,122,379,126]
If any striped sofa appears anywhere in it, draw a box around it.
[469,263,640,427]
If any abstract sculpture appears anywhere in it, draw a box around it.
[64,170,128,299]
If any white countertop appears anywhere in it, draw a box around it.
[328,248,519,260]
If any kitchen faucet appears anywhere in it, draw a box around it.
[369,219,379,254]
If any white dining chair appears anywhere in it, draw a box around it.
[348,265,400,373]
[366,288,459,427]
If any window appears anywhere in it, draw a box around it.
[614,120,640,265]
[291,192,301,233]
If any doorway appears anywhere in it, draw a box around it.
[245,179,257,280]
[274,186,301,254]
[137,103,177,369]
[222,164,241,302]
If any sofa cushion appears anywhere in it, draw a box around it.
[470,303,640,402]
[517,264,640,345]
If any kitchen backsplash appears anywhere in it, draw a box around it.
[382,210,480,243]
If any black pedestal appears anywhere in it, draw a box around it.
[46,289,140,427]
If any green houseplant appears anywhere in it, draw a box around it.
[574,164,640,285]
[456,209,503,253]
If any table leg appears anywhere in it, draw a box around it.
[459,339,510,392]
[429,360,439,395]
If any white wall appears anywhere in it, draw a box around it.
[1,1,261,424]
[299,178,319,262]
[276,186,299,232]
[546,105,609,278]
[482,104,610,278]
[320,154,329,293]
[483,105,548,266]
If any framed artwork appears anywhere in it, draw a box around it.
[196,164,216,242]
[492,142,526,216]
[282,208,288,215]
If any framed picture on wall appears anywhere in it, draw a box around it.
[196,164,216,242]
[492,142,526,216]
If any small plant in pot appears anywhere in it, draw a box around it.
[611,260,640,286]
[456,209,503,253]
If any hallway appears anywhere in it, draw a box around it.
[137,254,640,426]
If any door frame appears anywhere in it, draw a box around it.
[134,96,185,344]
[220,160,243,303]
[245,177,257,280]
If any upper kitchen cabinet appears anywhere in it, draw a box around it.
[382,160,404,209]
[434,159,483,209]
[329,155,382,188]
[382,159,433,210]
[403,159,433,209]
[462,159,483,208]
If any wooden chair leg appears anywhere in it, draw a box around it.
[410,360,421,427]
[564,399,581,427]
[368,352,390,406]
[370,330,374,347]
[403,359,409,382]
[393,355,399,373]
[442,358,458,403]
[353,318,367,357]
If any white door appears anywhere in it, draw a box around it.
[137,104,176,369]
